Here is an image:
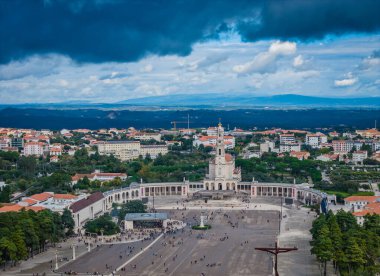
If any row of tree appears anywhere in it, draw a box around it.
[0,209,75,267]
[311,210,380,275]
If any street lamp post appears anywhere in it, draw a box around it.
[72,243,76,260]
[55,250,59,270]
[279,196,283,233]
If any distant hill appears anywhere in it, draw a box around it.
[117,94,380,107]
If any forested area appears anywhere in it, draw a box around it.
[311,210,380,275]
[0,209,74,267]
[236,153,323,184]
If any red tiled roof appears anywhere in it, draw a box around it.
[29,192,53,202]
[20,198,38,206]
[70,192,104,213]
[54,194,77,200]
[0,204,45,213]
[344,196,380,202]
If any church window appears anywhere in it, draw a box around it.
[219,149,221,155]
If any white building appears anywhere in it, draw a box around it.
[69,192,105,231]
[280,143,301,153]
[133,132,161,142]
[332,140,354,153]
[193,135,235,149]
[344,196,380,212]
[96,140,168,161]
[280,134,295,144]
[305,133,327,148]
[71,171,128,185]
[352,151,368,164]
[260,141,275,153]
[140,145,168,158]
[23,142,46,156]
[97,140,141,161]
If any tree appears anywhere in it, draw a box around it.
[336,209,357,232]
[363,214,380,235]
[84,214,119,235]
[118,200,146,222]
[0,237,17,267]
[311,224,333,276]
[327,215,344,272]
[18,156,37,177]
[344,237,366,274]
[11,228,28,263]
[61,209,75,236]
[0,185,11,203]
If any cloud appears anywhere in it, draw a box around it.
[0,0,380,63]
[141,64,153,73]
[361,50,380,70]
[293,55,304,67]
[233,41,296,74]
[0,54,72,80]
[268,41,296,55]
[334,76,358,87]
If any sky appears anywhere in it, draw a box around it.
[0,0,379,103]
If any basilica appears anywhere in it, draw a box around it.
[203,123,241,191]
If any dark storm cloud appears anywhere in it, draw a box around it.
[1,0,380,64]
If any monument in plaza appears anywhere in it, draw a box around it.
[203,122,241,191]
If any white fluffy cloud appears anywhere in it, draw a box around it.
[334,77,358,87]
[293,55,304,67]
[233,41,297,74]
[269,41,297,55]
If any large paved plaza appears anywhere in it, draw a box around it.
[58,209,279,276]
[8,197,319,276]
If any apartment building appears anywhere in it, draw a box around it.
[140,145,168,158]
[133,132,161,142]
[23,142,47,156]
[280,134,295,144]
[305,133,327,148]
[97,141,141,161]
[193,135,235,149]
[356,128,380,139]
[96,140,168,161]
[280,143,301,153]
[352,151,368,164]
[332,140,354,153]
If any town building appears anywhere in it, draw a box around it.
[23,142,47,156]
[71,170,128,185]
[279,143,301,153]
[352,151,368,164]
[355,128,380,139]
[70,192,105,231]
[280,134,295,144]
[316,154,339,162]
[290,151,310,160]
[305,133,327,148]
[193,135,235,149]
[133,132,161,142]
[344,195,380,212]
[96,140,141,161]
[96,140,168,161]
[260,141,275,153]
[332,140,354,153]
[140,145,168,158]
